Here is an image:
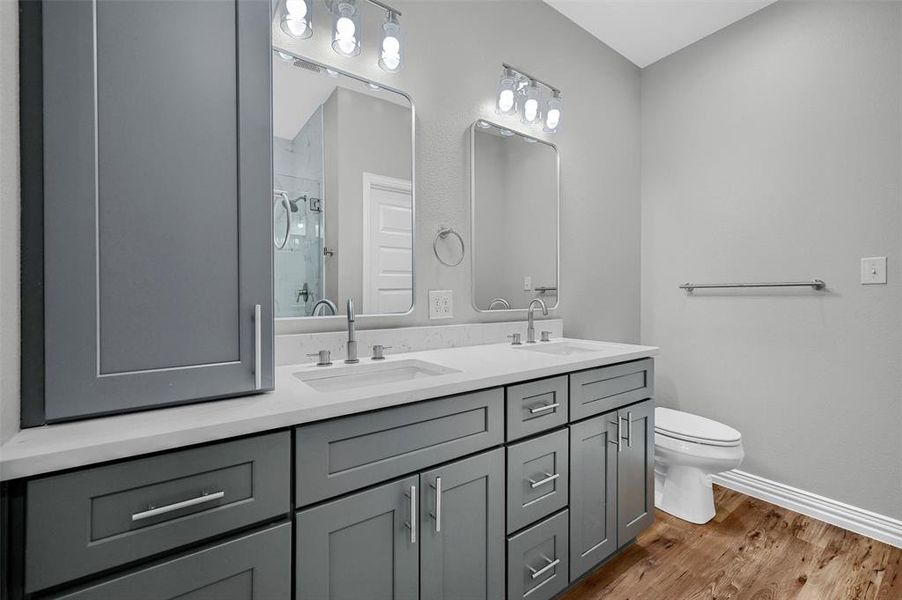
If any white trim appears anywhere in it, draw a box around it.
[712,470,902,549]
[361,172,413,313]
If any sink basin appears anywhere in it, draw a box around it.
[293,359,460,392]
[515,341,609,356]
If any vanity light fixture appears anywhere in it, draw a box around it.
[331,0,361,56]
[496,68,518,115]
[544,90,562,133]
[281,0,313,39]
[520,79,541,125]
[495,64,562,134]
[378,10,402,72]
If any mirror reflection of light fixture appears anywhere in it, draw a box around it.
[544,90,562,133]
[496,68,517,115]
[281,0,312,39]
[379,10,402,72]
[332,0,361,57]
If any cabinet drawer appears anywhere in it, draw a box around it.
[295,388,504,506]
[506,429,569,533]
[26,432,290,592]
[49,523,292,600]
[507,510,569,600]
[506,375,568,441]
[570,359,654,421]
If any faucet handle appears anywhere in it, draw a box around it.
[540,331,551,342]
[507,333,522,346]
[371,344,392,360]
[307,350,332,366]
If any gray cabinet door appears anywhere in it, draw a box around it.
[506,429,569,534]
[617,399,655,542]
[506,510,569,600]
[420,448,505,600]
[296,476,419,600]
[568,414,617,581]
[49,523,291,600]
[38,0,273,422]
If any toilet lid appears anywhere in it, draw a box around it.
[655,407,741,447]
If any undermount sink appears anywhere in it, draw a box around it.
[293,359,460,392]
[515,341,609,356]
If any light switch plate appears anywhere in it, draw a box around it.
[429,290,453,319]
[523,276,532,291]
[861,257,887,285]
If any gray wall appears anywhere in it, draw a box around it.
[641,1,902,518]
[273,0,642,337]
[1,0,19,444]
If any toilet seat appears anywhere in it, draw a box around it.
[655,407,741,447]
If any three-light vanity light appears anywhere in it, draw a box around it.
[279,0,403,72]
[495,64,563,134]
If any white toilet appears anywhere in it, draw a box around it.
[654,407,744,524]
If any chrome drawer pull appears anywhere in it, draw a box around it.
[131,490,225,522]
[612,417,623,452]
[404,485,417,544]
[429,477,442,533]
[528,556,560,580]
[254,304,262,390]
[529,402,560,414]
[527,472,560,489]
[627,411,633,448]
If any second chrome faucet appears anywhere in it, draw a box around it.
[345,298,359,363]
[526,298,548,343]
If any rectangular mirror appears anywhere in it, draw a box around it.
[272,50,414,318]
[471,121,559,312]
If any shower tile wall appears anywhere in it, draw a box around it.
[274,106,324,317]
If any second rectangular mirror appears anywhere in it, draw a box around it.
[273,50,414,319]
[471,121,559,312]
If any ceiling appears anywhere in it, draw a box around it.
[544,0,778,68]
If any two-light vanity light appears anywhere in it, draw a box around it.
[496,64,562,134]
[279,0,403,72]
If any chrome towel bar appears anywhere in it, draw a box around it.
[679,280,826,293]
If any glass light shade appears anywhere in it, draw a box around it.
[331,2,361,57]
[520,80,541,125]
[281,0,312,39]
[544,92,562,133]
[496,69,517,115]
[379,12,402,72]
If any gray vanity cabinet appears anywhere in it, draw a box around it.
[295,475,420,600]
[617,399,656,541]
[420,449,505,600]
[568,414,618,580]
[31,0,273,423]
[49,523,292,600]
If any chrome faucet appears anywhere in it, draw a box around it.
[311,298,338,316]
[526,298,548,343]
[345,298,359,363]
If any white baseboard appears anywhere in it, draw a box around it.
[712,470,902,549]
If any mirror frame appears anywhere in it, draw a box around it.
[272,48,417,326]
[469,120,561,314]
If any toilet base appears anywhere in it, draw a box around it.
[655,465,716,524]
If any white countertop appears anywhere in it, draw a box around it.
[0,338,657,481]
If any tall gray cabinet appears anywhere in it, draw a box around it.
[23,0,273,424]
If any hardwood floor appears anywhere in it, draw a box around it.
[561,485,901,600]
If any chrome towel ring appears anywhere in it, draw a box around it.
[433,226,465,267]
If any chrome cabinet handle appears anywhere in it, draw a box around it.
[429,477,442,533]
[528,555,561,580]
[627,411,633,448]
[254,304,262,390]
[612,417,623,452]
[131,490,224,521]
[404,485,417,544]
[527,472,560,489]
[529,402,560,415]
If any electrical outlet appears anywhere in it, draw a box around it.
[523,276,532,291]
[861,257,887,285]
[429,290,453,319]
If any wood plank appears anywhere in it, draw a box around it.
[561,486,901,600]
